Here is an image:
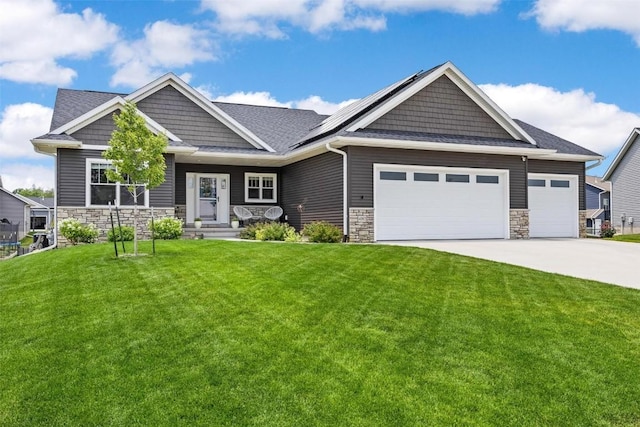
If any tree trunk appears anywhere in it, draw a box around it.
[133,191,138,256]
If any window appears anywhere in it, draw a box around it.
[245,173,277,203]
[380,171,406,181]
[528,179,546,187]
[476,175,499,184]
[446,174,469,183]
[550,180,570,188]
[414,172,439,182]
[86,159,148,207]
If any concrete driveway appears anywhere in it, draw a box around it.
[384,238,640,290]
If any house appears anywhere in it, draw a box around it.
[584,175,611,234]
[0,183,34,239]
[24,196,55,230]
[32,62,601,246]
[603,128,640,234]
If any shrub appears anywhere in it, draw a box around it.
[107,225,135,242]
[600,222,616,238]
[148,217,183,240]
[302,221,343,243]
[58,218,98,245]
[240,221,300,242]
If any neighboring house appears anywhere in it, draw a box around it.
[24,196,55,230]
[584,175,611,234]
[603,127,640,234]
[32,62,601,245]
[0,186,34,239]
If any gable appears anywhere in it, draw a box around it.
[70,114,116,145]
[610,132,640,182]
[136,85,256,150]
[366,75,514,140]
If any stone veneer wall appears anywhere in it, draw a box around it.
[579,210,586,238]
[57,206,175,247]
[509,209,529,239]
[349,207,374,243]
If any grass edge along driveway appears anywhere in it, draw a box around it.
[1,240,639,426]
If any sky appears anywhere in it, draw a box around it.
[1,0,639,192]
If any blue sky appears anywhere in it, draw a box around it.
[1,0,639,191]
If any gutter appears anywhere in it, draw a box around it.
[585,158,602,171]
[325,142,348,241]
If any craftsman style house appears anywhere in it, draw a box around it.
[32,62,601,244]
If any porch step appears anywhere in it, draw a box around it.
[183,227,242,240]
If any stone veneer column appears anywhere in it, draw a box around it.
[348,207,374,243]
[579,210,587,238]
[509,209,529,239]
[56,207,176,247]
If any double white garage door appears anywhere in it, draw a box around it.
[374,165,578,240]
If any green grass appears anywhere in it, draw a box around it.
[609,233,640,243]
[1,240,639,426]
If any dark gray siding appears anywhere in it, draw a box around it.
[70,114,115,145]
[528,160,586,210]
[137,86,255,149]
[368,75,514,140]
[281,152,343,231]
[0,191,27,225]
[585,185,601,210]
[175,164,280,206]
[346,146,527,209]
[57,148,175,207]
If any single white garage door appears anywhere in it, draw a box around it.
[374,165,510,240]
[528,173,578,238]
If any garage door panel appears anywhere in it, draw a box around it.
[374,165,508,240]
[528,174,578,238]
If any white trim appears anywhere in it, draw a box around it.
[85,158,149,208]
[346,62,537,145]
[603,128,640,180]
[244,172,277,203]
[51,97,182,142]
[126,73,276,153]
[373,163,510,241]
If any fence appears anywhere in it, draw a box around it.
[0,222,19,257]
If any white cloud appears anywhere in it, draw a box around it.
[0,162,55,193]
[200,0,499,37]
[480,83,640,155]
[110,21,216,88]
[0,103,53,159]
[529,0,640,45]
[211,91,357,114]
[0,0,119,85]
[295,95,358,114]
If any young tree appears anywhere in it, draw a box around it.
[103,101,168,255]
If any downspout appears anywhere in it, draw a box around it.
[325,142,348,241]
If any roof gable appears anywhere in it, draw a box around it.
[51,96,182,142]
[127,73,275,152]
[366,74,514,140]
[603,128,640,180]
[342,62,537,145]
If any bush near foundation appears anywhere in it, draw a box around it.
[58,218,99,245]
[148,217,183,240]
[302,221,342,243]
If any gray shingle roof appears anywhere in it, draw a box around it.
[45,74,600,159]
[514,120,600,156]
[213,102,326,153]
[50,89,122,130]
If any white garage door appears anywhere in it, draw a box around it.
[374,165,510,240]
[528,173,578,238]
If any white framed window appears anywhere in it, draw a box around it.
[244,173,277,203]
[86,159,149,207]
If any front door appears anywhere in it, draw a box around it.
[186,173,229,224]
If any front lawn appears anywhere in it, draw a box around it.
[610,233,640,243]
[1,240,639,426]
